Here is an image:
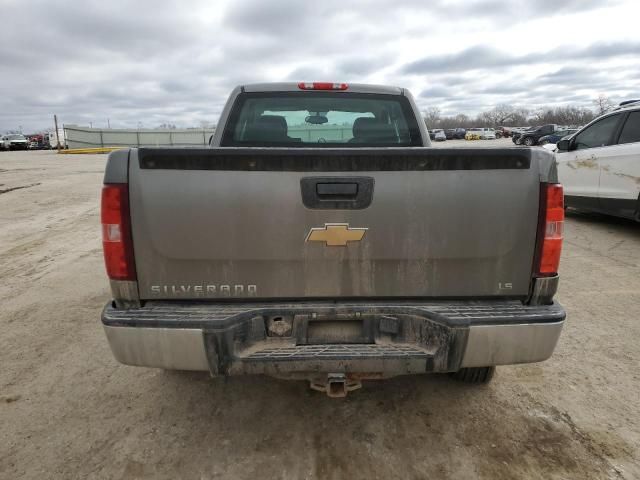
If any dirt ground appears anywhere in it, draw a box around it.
[1,146,639,479]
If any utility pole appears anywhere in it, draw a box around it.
[54,114,61,152]
[107,118,111,128]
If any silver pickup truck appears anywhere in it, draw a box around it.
[100,82,566,397]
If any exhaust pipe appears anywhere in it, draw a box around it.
[310,373,362,398]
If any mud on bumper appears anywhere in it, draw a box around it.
[101,300,566,376]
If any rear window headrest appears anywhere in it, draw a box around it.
[352,117,396,140]
[244,115,289,141]
[255,115,288,130]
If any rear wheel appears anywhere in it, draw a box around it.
[523,136,535,146]
[450,366,495,384]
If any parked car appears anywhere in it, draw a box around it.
[538,129,579,146]
[465,128,483,140]
[511,127,535,145]
[446,127,466,139]
[99,81,566,397]
[512,128,530,145]
[517,124,557,146]
[556,101,640,221]
[432,129,446,141]
[497,126,512,138]
[483,128,497,139]
[1,134,29,150]
[511,131,524,145]
[466,128,495,140]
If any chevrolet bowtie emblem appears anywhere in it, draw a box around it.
[305,223,368,246]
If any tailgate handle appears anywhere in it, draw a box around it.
[316,183,358,197]
[301,177,374,210]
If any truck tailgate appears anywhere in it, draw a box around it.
[128,147,544,300]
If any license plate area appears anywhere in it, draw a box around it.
[307,320,365,344]
[295,314,373,344]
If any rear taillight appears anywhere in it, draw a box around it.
[101,184,136,281]
[297,82,348,90]
[536,183,564,276]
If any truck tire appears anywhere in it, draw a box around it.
[450,366,495,384]
[523,136,535,146]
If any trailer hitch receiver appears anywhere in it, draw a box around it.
[310,373,362,398]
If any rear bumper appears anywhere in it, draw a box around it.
[101,300,566,375]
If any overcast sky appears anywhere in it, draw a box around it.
[1,0,639,132]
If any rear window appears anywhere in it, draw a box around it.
[221,92,422,147]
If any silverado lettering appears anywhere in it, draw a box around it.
[150,285,258,296]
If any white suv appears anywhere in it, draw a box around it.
[482,128,497,140]
[556,101,640,221]
[465,128,496,140]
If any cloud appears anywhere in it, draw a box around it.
[403,46,514,74]
[401,41,640,75]
[470,0,608,17]
[419,86,451,98]
[0,0,638,131]
[224,0,318,37]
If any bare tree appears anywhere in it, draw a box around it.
[481,104,517,126]
[530,106,594,127]
[592,94,615,116]
[455,113,470,126]
[512,108,530,126]
[423,102,593,130]
[423,107,441,129]
[531,108,553,124]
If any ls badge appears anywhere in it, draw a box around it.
[305,223,367,246]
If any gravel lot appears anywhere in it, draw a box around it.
[1,145,639,479]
